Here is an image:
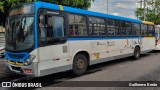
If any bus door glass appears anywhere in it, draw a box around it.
[38,10,67,46]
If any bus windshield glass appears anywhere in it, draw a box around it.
[5,16,34,51]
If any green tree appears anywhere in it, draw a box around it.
[135,8,144,20]
[0,0,94,26]
[135,0,160,24]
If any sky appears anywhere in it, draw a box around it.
[89,0,139,19]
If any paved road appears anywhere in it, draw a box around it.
[0,59,23,83]
[1,51,160,90]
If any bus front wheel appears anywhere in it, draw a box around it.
[134,46,140,60]
[72,54,88,76]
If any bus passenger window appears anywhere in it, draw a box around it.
[144,25,148,36]
[121,21,126,35]
[141,24,145,36]
[89,17,105,36]
[107,19,115,36]
[141,24,148,36]
[132,23,140,36]
[148,25,154,36]
[115,20,121,36]
[69,14,87,36]
[126,22,132,35]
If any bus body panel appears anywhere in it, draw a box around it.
[37,37,154,76]
[155,25,160,50]
[149,37,156,49]
[38,43,71,76]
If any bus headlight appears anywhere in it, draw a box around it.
[24,55,36,66]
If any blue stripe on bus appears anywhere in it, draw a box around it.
[34,2,43,49]
[68,36,143,41]
[38,2,62,11]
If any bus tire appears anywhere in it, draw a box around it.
[134,46,140,60]
[72,54,88,76]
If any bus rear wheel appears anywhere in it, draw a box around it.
[73,54,88,76]
[134,46,140,60]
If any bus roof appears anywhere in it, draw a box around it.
[35,1,142,23]
[142,21,154,25]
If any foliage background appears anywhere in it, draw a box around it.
[135,0,160,24]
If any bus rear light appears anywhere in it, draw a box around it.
[156,40,158,45]
[24,69,32,74]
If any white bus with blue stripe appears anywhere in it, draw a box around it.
[5,1,155,77]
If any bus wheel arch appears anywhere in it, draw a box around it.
[72,51,90,75]
[134,45,141,60]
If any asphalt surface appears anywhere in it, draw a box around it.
[0,59,23,83]
[1,51,160,90]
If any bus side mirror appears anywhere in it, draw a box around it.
[39,15,45,28]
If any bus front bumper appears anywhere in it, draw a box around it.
[155,44,160,50]
[4,60,39,77]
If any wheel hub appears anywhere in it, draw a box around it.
[75,59,84,70]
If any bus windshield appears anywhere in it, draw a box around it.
[5,16,34,51]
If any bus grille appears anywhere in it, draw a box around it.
[11,66,21,71]
[7,53,25,59]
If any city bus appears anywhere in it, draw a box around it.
[155,25,160,50]
[5,1,155,77]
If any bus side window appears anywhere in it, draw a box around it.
[143,24,148,36]
[107,19,115,36]
[89,17,105,36]
[115,20,121,36]
[148,25,154,36]
[69,14,87,36]
[121,21,126,36]
[126,22,132,35]
[141,24,145,36]
[132,23,140,36]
